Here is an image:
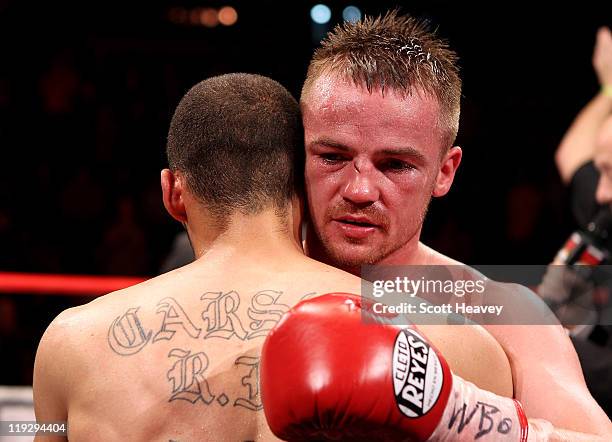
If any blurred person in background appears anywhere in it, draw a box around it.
[540,26,612,416]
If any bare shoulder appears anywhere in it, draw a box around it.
[33,271,187,419]
[36,301,99,367]
[481,284,578,375]
[471,280,578,381]
[420,322,514,397]
[34,302,97,423]
[36,272,174,365]
[418,243,464,265]
[298,255,363,295]
[34,289,129,389]
[66,268,185,321]
[479,281,568,357]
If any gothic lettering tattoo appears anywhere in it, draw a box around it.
[201,291,249,340]
[167,348,215,404]
[234,356,262,411]
[154,297,202,342]
[107,307,152,356]
[108,289,317,356]
[246,290,290,339]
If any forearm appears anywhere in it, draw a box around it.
[436,373,611,441]
[532,424,609,442]
[555,92,612,183]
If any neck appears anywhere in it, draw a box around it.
[188,209,303,263]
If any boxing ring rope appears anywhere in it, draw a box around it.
[0,272,144,431]
[0,272,147,296]
[0,272,545,297]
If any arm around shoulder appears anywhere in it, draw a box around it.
[481,283,611,436]
[512,322,611,437]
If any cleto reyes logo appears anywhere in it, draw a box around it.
[392,329,444,418]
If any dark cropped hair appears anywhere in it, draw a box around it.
[167,73,303,221]
[303,10,461,147]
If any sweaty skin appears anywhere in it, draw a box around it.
[303,74,612,436]
[34,204,512,441]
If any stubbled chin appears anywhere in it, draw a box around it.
[324,239,382,266]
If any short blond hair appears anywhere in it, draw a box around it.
[302,10,461,147]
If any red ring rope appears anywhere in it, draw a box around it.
[0,272,148,296]
[0,272,541,298]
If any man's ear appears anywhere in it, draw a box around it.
[432,146,462,197]
[161,169,188,223]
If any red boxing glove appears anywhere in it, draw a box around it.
[261,293,530,441]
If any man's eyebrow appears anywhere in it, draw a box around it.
[379,147,427,163]
[309,138,350,151]
[309,139,428,163]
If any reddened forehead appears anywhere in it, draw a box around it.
[303,74,437,109]
[301,73,443,142]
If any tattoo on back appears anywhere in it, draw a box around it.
[107,289,314,410]
[108,307,152,356]
[155,298,202,342]
[201,291,249,340]
[107,290,303,354]
[165,348,263,410]
[167,348,215,404]
[246,290,290,339]
[234,356,262,411]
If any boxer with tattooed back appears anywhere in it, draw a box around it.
[33,73,512,441]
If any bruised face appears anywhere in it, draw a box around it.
[302,75,461,269]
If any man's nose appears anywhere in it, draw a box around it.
[339,159,380,205]
[595,174,612,205]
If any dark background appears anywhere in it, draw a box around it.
[0,1,611,384]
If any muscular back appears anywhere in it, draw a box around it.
[34,256,512,441]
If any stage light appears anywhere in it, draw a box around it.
[167,7,188,25]
[200,8,219,27]
[342,6,361,23]
[190,8,203,25]
[218,6,238,26]
[310,4,331,24]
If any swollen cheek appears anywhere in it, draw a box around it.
[325,173,344,187]
[306,165,333,181]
